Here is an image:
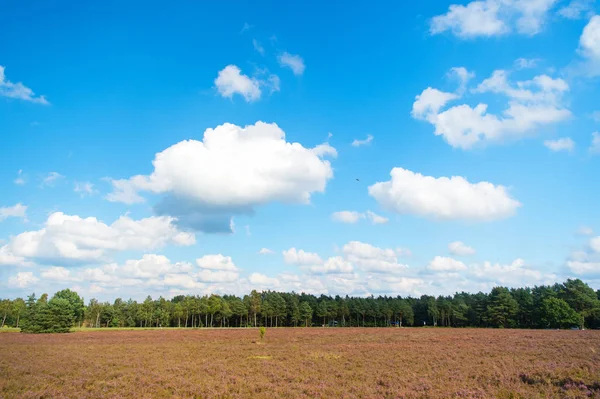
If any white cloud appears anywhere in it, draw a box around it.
[214,65,261,102]
[558,0,594,19]
[2,212,195,263]
[107,122,336,232]
[74,182,97,197]
[278,52,305,75]
[305,256,354,275]
[283,248,323,266]
[0,203,27,222]
[567,259,600,275]
[365,211,389,224]
[411,88,459,121]
[8,272,39,288]
[514,58,539,69]
[448,66,475,93]
[258,248,275,255]
[471,258,554,286]
[580,15,600,60]
[331,210,388,224]
[196,254,238,271]
[448,241,476,256]
[577,226,594,236]
[430,0,558,38]
[590,132,600,154]
[544,137,575,152]
[41,266,77,282]
[351,134,374,147]
[369,168,521,221]
[105,179,146,204]
[331,211,364,224]
[0,66,49,104]
[0,246,32,267]
[342,241,408,273]
[428,256,468,271]
[252,39,265,55]
[591,236,600,253]
[413,68,571,149]
[42,172,64,187]
[14,170,25,186]
[249,272,280,288]
[240,22,252,33]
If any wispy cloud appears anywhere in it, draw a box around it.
[42,172,65,187]
[278,52,305,75]
[252,39,265,55]
[0,66,49,104]
[14,170,26,185]
[351,134,374,147]
[74,181,97,197]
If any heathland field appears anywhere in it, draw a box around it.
[1,328,599,398]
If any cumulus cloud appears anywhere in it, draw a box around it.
[196,254,238,271]
[351,134,374,147]
[544,137,575,152]
[0,203,27,222]
[8,272,39,288]
[283,248,323,266]
[471,258,555,286]
[430,0,558,38]
[214,65,261,102]
[107,122,336,233]
[0,66,48,104]
[413,68,571,149]
[331,210,388,225]
[428,256,467,271]
[304,256,354,275]
[368,168,521,221]
[278,52,305,75]
[0,212,195,264]
[342,241,408,273]
[591,236,600,253]
[448,241,476,256]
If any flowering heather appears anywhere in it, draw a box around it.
[1,328,599,398]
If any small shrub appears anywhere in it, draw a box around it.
[259,326,266,341]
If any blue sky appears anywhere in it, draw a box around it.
[1,0,600,300]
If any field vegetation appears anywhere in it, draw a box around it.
[1,328,599,398]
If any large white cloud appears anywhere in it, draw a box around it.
[0,203,27,222]
[196,254,238,271]
[579,15,600,60]
[413,68,571,149]
[214,65,261,102]
[107,122,336,233]
[471,258,555,286]
[1,212,195,263]
[0,65,48,104]
[368,168,521,221]
[430,0,558,38]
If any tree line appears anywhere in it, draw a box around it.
[1,279,599,333]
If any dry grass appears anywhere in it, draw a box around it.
[1,328,599,398]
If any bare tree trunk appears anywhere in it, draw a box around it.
[16,315,20,328]
[95,312,100,328]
